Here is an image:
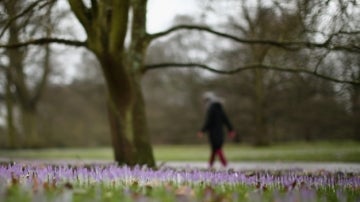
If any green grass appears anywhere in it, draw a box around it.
[0,141,359,162]
[155,141,360,162]
[5,180,359,202]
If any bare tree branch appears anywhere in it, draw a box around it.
[0,63,5,71]
[90,0,98,16]
[148,25,360,53]
[0,37,86,48]
[314,50,331,74]
[68,0,91,32]
[30,2,55,106]
[146,63,359,85]
[0,0,49,38]
[338,30,360,35]
[109,0,130,53]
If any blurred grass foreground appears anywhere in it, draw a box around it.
[0,141,359,163]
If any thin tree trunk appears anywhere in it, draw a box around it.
[351,84,360,141]
[4,0,53,148]
[253,68,269,146]
[22,106,40,148]
[251,46,270,146]
[5,72,16,148]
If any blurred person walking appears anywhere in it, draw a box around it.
[198,92,236,168]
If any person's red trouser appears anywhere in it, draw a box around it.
[209,149,227,167]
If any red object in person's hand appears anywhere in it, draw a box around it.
[228,131,236,139]
[197,132,204,139]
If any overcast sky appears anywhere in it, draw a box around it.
[147,0,201,33]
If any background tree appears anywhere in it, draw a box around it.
[0,0,56,148]
[38,51,110,147]
[191,0,359,144]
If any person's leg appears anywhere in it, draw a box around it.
[209,148,216,168]
[209,150,216,168]
[216,148,227,167]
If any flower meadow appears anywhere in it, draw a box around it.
[0,163,359,202]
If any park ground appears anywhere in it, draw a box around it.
[0,141,359,171]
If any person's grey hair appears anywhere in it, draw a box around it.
[202,91,224,106]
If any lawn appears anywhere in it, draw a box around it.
[0,141,359,162]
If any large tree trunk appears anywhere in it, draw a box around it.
[68,0,155,166]
[99,55,155,166]
[107,82,154,166]
[132,80,155,165]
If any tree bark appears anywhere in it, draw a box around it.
[251,43,270,146]
[351,83,360,141]
[22,105,41,147]
[107,77,154,166]
[132,76,155,166]
[98,54,155,166]
[5,71,17,148]
[253,67,269,146]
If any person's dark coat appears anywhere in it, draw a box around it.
[201,102,233,150]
